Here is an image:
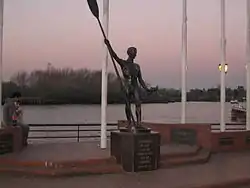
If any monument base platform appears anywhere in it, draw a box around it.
[111,129,160,172]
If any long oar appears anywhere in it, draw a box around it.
[87,0,136,127]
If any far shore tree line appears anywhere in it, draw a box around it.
[2,67,246,105]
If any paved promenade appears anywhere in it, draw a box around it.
[1,150,250,188]
[0,141,110,162]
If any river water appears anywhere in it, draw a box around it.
[22,102,234,124]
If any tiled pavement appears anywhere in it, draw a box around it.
[1,144,250,188]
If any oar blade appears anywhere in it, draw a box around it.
[87,0,99,19]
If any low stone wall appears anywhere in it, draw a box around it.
[118,120,250,152]
[117,121,212,149]
[211,131,250,152]
[0,126,23,154]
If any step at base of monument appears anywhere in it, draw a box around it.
[160,144,201,160]
[159,144,211,168]
[0,157,123,176]
[0,157,117,168]
[0,164,123,177]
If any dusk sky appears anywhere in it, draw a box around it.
[2,0,247,89]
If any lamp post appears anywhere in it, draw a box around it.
[218,64,228,74]
[220,0,226,132]
[218,62,228,132]
[101,0,109,149]
[0,0,3,128]
[181,0,187,124]
[246,0,250,131]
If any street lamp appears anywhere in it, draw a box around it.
[218,63,228,73]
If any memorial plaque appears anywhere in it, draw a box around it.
[171,128,197,145]
[134,138,155,171]
[219,137,234,146]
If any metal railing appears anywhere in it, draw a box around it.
[211,123,246,131]
[28,123,118,142]
[27,123,247,141]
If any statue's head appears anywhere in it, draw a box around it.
[127,47,137,59]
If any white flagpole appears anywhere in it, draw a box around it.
[246,0,250,130]
[181,0,187,124]
[220,0,226,132]
[0,0,3,128]
[101,0,109,149]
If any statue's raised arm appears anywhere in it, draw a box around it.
[104,39,124,67]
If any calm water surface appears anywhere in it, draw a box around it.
[22,102,234,124]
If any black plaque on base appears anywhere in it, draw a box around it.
[111,130,160,172]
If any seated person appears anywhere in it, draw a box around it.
[2,92,30,146]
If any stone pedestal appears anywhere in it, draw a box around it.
[0,126,23,155]
[111,129,160,172]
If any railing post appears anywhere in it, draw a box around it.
[77,125,80,142]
